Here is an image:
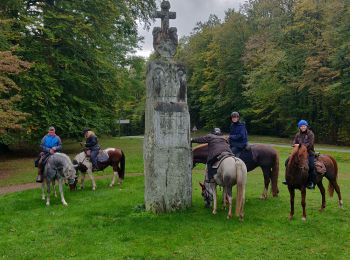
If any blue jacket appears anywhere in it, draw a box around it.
[229,122,248,149]
[40,134,62,153]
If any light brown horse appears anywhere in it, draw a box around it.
[286,144,343,221]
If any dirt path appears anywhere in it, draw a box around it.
[0,173,144,196]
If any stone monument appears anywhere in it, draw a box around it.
[144,0,192,213]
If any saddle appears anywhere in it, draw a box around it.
[96,150,109,163]
[315,155,327,175]
[213,152,236,169]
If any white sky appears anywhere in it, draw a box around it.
[135,0,246,57]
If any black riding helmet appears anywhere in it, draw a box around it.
[82,128,90,135]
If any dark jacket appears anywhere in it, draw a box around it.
[293,129,315,155]
[85,134,100,151]
[192,134,231,162]
[229,122,248,149]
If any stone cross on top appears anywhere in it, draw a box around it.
[154,1,176,33]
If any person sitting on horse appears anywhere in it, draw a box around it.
[283,119,316,189]
[229,111,248,157]
[191,128,232,181]
[82,128,100,171]
[36,126,62,183]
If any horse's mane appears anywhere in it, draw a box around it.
[192,143,208,151]
[55,153,72,164]
[290,144,308,166]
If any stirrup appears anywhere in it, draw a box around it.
[307,182,315,190]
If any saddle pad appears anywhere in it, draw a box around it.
[315,160,327,175]
[213,154,236,169]
[97,150,109,163]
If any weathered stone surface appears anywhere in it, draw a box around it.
[144,59,192,213]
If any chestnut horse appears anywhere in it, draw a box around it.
[73,148,125,190]
[193,143,279,199]
[286,144,343,221]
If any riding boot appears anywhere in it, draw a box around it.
[307,170,316,189]
[36,168,43,183]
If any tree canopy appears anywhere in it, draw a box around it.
[177,0,350,144]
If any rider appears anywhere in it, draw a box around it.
[36,126,62,182]
[82,128,100,171]
[191,128,232,181]
[229,111,248,157]
[283,119,316,189]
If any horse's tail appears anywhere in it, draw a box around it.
[328,156,338,198]
[271,151,279,196]
[235,159,247,219]
[119,150,126,180]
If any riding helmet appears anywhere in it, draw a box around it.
[297,120,308,128]
[231,111,240,118]
[212,128,222,135]
[82,128,90,135]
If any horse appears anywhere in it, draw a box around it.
[285,144,343,221]
[73,147,125,190]
[41,153,77,206]
[193,143,279,199]
[200,156,247,220]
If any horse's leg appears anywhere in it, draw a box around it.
[110,170,119,188]
[59,178,68,206]
[87,170,96,190]
[212,183,217,215]
[317,180,326,211]
[260,167,270,200]
[226,186,233,219]
[330,179,343,208]
[222,186,227,210]
[52,180,57,198]
[288,186,295,220]
[41,181,46,200]
[46,178,51,206]
[81,173,86,190]
[301,187,306,221]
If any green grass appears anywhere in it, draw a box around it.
[1,136,350,258]
[0,172,349,258]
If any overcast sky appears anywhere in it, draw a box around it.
[136,0,246,57]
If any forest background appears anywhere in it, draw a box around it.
[1,0,350,151]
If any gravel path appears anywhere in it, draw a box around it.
[0,173,143,196]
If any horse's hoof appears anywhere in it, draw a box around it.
[319,207,325,212]
[302,217,306,221]
[260,195,267,200]
[212,211,217,215]
[46,202,50,206]
[42,197,45,201]
[339,200,344,208]
[288,215,293,221]
[63,203,68,206]
[92,187,96,191]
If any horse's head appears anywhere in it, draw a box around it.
[199,182,212,208]
[290,144,309,173]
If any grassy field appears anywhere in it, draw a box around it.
[0,136,350,258]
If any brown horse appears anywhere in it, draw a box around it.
[286,144,343,221]
[73,148,125,190]
[193,143,279,199]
